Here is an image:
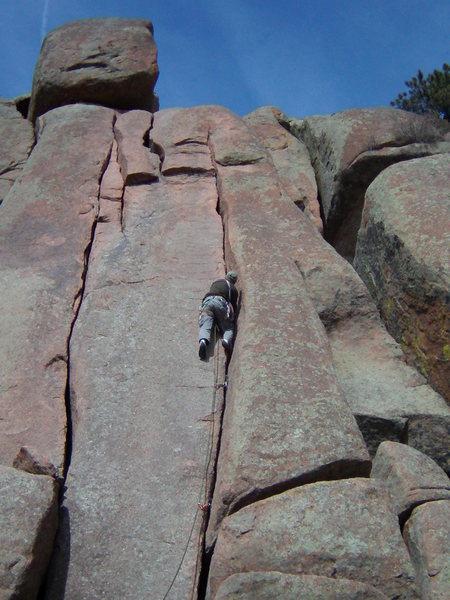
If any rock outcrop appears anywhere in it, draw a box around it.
[290,107,449,261]
[28,18,159,122]
[245,109,449,472]
[1,17,449,600]
[355,154,450,400]
[0,104,115,479]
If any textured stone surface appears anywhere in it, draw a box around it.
[151,107,215,176]
[290,194,449,458]
[404,500,450,600]
[114,109,160,184]
[244,105,322,231]
[215,572,389,599]
[43,107,226,599]
[206,107,370,545]
[0,99,34,203]
[0,466,58,600]
[354,154,450,400]
[371,441,450,521]
[296,107,449,260]
[3,22,450,596]
[29,18,159,121]
[408,415,450,474]
[245,111,450,465]
[0,104,114,475]
[207,479,418,599]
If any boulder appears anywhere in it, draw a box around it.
[371,441,450,522]
[43,107,226,599]
[244,106,322,231]
[0,466,58,600]
[294,107,449,260]
[0,99,35,204]
[28,18,159,122]
[354,154,450,401]
[403,500,450,600]
[215,572,389,599]
[205,107,370,545]
[0,104,114,476]
[207,479,418,599]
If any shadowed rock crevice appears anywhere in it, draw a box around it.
[14,94,31,119]
[143,120,165,170]
[63,137,114,478]
[227,458,372,518]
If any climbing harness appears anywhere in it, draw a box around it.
[163,327,225,600]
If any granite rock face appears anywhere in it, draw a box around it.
[42,106,225,600]
[206,106,370,546]
[0,466,58,600]
[407,415,450,474]
[28,18,159,122]
[244,105,323,231]
[245,105,450,471]
[1,17,449,600]
[0,99,35,204]
[354,154,450,401]
[207,479,418,599]
[293,107,449,260]
[0,103,115,477]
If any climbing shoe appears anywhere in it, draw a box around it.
[222,339,231,355]
[199,339,207,360]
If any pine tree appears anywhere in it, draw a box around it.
[391,64,450,121]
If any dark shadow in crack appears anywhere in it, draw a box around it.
[38,505,71,600]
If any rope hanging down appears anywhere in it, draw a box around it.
[163,327,223,600]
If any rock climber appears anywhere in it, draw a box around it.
[198,271,238,360]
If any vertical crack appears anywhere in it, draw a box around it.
[63,139,113,479]
[196,128,233,600]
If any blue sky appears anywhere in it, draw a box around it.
[0,0,448,118]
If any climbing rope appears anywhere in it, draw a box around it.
[163,327,222,600]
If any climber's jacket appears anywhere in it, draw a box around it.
[202,278,238,316]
